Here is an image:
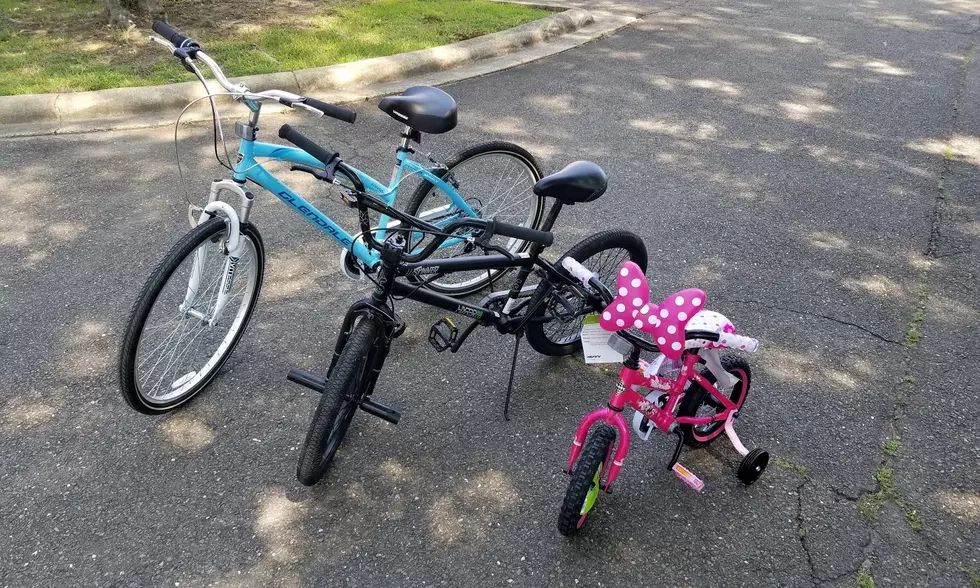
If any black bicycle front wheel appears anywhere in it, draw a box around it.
[404,141,543,296]
[526,230,648,357]
[296,317,380,486]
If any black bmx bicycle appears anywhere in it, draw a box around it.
[280,128,648,486]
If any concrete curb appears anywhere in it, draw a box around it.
[0,9,592,128]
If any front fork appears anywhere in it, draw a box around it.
[180,180,253,325]
[566,407,632,493]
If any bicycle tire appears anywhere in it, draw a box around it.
[678,355,751,446]
[119,217,265,414]
[296,317,379,486]
[558,424,616,536]
[525,230,648,357]
[404,141,543,295]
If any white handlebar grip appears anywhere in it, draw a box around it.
[561,257,595,286]
[717,333,759,352]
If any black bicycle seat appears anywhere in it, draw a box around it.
[532,161,607,205]
[378,86,458,134]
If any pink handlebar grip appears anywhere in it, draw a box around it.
[561,257,596,287]
[718,333,759,352]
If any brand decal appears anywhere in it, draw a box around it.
[456,305,483,319]
[614,380,626,395]
[647,378,672,391]
[279,191,353,248]
[410,266,442,276]
[222,256,239,293]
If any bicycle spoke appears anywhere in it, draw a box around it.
[132,229,260,403]
[414,150,539,292]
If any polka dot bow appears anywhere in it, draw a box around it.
[598,261,707,360]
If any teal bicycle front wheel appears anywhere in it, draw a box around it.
[118,218,265,414]
[405,141,543,296]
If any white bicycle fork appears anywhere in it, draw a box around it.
[180,180,253,326]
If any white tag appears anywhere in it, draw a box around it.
[581,314,624,364]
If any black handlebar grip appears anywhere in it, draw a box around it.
[151,20,199,49]
[491,220,554,247]
[303,98,357,124]
[278,124,338,167]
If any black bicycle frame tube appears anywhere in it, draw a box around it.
[400,253,532,274]
[392,280,503,326]
[506,200,564,299]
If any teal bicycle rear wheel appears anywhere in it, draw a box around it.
[404,141,543,296]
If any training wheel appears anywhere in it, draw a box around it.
[737,448,769,485]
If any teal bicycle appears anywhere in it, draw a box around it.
[118,22,543,414]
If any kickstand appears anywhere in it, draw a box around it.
[503,332,523,421]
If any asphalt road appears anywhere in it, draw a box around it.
[2,0,978,586]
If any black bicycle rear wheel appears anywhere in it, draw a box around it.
[525,230,648,357]
[296,317,379,486]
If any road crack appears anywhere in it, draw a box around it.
[718,298,902,345]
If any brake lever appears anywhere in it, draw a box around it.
[149,35,175,51]
[290,101,325,117]
[290,164,334,182]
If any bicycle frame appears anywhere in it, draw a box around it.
[566,348,746,492]
[191,107,479,324]
[226,112,478,269]
[323,228,596,383]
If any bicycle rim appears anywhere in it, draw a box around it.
[543,246,634,345]
[134,232,260,402]
[416,151,540,291]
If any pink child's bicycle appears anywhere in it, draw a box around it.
[557,258,770,536]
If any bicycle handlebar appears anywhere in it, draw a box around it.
[561,257,758,352]
[302,97,357,124]
[152,20,198,49]
[489,219,553,247]
[561,257,598,288]
[151,21,357,123]
[717,332,759,352]
[278,124,339,167]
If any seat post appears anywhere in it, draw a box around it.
[391,125,421,184]
[537,200,564,233]
[398,125,421,151]
[504,200,564,302]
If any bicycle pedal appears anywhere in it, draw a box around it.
[672,463,705,493]
[340,189,359,208]
[550,291,579,320]
[428,318,458,352]
[287,368,326,392]
[360,398,400,424]
[390,316,407,339]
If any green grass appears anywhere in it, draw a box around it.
[859,466,922,532]
[960,567,980,588]
[903,278,930,347]
[883,438,901,457]
[0,0,549,95]
[857,569,875,588]
[775,458,810,478]
[903,307,924,346]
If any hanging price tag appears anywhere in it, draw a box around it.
[581,314,624,364]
